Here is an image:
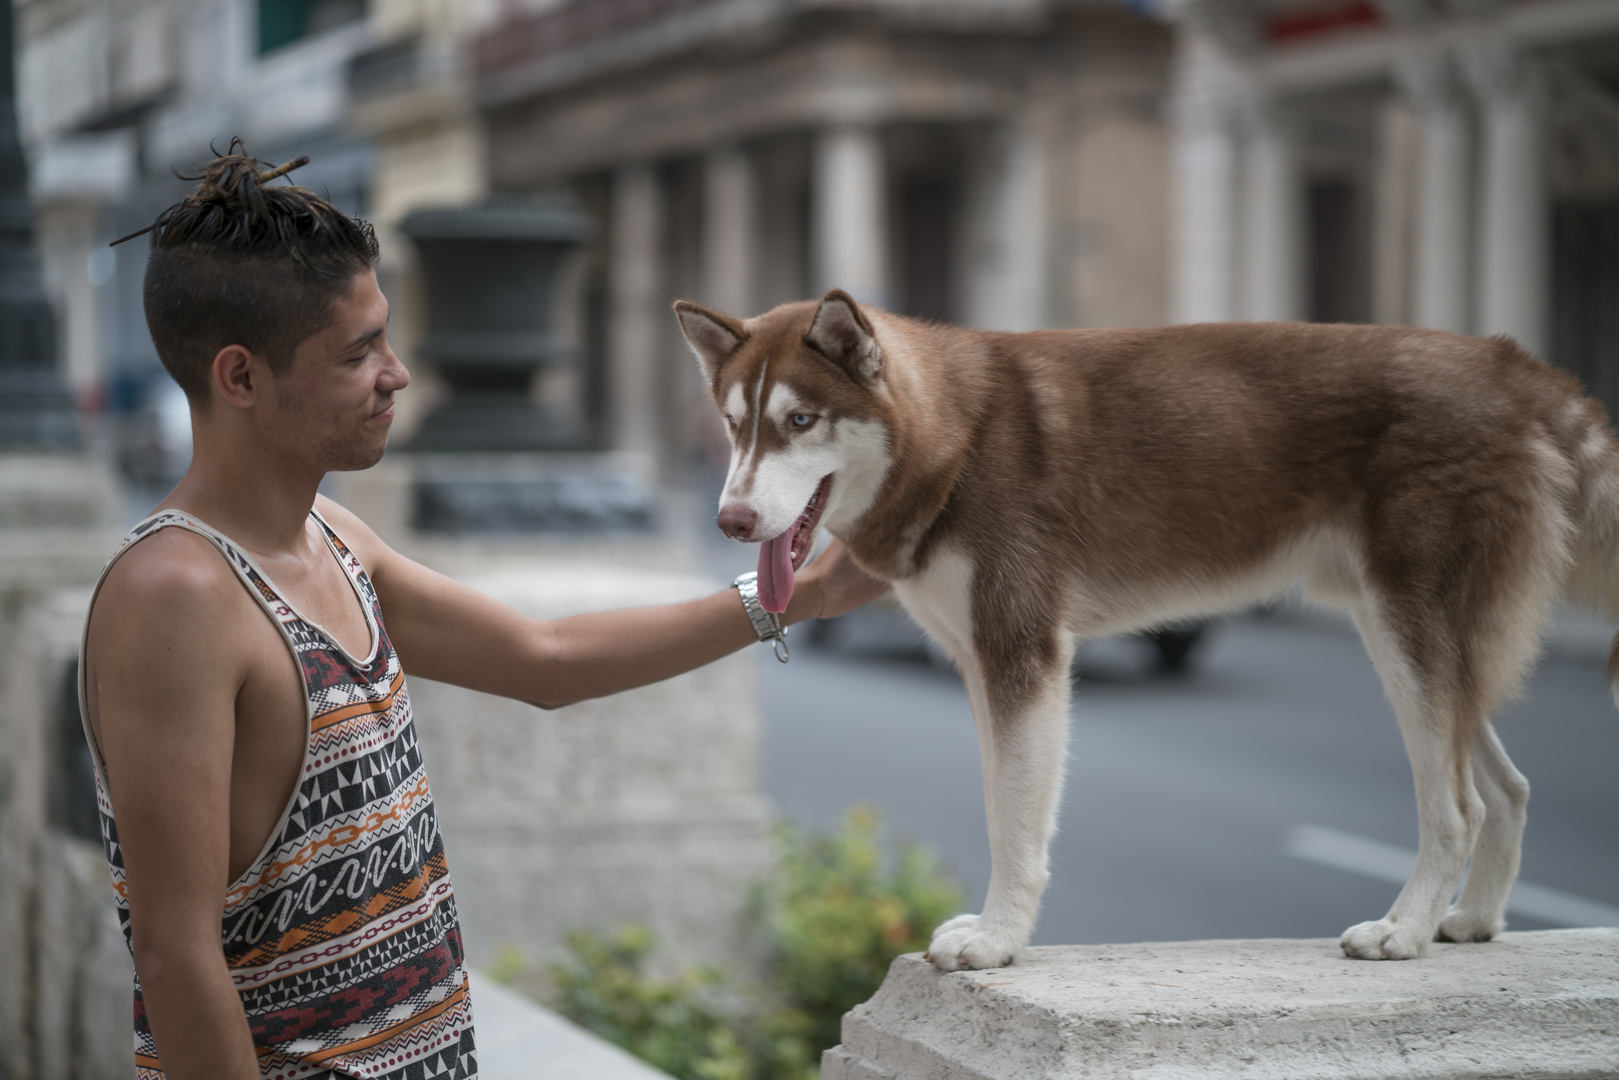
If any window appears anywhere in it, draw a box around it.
[257,0,365,55]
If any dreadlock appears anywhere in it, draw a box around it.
[140,138,380,407]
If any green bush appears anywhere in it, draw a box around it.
[544,806,963,1080]
[549,927,750,1080]
[761,806,964,1054]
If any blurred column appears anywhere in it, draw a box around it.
[609,164,663,456]
[0,0,81,450]
[1467,44,1548,354]
[1397,55,1471,335]
[1171,39,1242,323]
[812,124,887,305]
[965,122,1048,331]
[1371,93,1419,328]
[702,146,755,317]
[1240,100,1302,322]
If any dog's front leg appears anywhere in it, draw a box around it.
[927,642,1073,972]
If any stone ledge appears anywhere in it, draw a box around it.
[822,929,1619,1080]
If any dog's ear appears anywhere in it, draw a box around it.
[674,301,747,385]
[805,290,882,384]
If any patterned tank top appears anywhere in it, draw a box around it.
[79,509,477,1079]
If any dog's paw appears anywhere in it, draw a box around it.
[1339,918,1430,960]
[924,914,1021,972]
[1436,906,1504,943]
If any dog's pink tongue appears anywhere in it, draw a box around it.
[757,529,795,614]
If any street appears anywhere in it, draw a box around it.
[704,533,1619,947]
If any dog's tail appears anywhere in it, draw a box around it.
[1566,401,1619,698]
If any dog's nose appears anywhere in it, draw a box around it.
[717,503,757,540]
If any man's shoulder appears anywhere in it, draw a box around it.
[94,526,252,627]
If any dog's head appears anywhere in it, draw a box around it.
[675,289,893,612]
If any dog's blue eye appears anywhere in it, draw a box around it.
[791,414,814,428]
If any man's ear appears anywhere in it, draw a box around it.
[804,290,881,384]
[674,301,747,385]
[211,344,262,409]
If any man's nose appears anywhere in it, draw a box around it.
[717,503,758,540]
[379,347,410,392]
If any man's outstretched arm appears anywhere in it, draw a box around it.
[84,534,261,1079]
[318,497,888,708]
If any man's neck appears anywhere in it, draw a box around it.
[158,432,326,557]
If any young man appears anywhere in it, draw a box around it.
[80,145,884,1079]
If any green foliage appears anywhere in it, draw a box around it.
[485,944,530,987]
[549,927,750,1080]
[545,807,964,1080]
[761,806,964,1053]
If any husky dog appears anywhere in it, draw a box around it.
[676,289,1619,972]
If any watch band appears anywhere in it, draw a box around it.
[733,571,790,663]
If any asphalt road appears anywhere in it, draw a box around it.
[703,531,1619,947]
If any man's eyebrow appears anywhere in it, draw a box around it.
[342,324,386,352]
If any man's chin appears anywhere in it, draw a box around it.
[318,439,390,474]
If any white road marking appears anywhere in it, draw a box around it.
[1285,823,1619,928]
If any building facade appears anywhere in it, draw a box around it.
[472,0,1174,470]
[1165,0,1619,414]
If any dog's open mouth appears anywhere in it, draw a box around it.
[757,474,832,614]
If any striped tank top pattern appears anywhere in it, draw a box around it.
[79,510,476,1079]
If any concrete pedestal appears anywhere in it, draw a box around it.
[823,930,1619,1080]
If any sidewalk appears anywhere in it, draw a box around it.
[469,972,674,1080]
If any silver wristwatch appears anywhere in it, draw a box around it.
[733,571,789,663]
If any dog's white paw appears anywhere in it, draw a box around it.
[924,914,1021,972]
[1339,918,1430,960]
[1436,906,1504,943]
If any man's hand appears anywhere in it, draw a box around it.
[793,538,891,620]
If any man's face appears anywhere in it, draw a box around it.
[263,269,409,473]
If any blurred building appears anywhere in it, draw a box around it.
[471,0,1174,471]
[17,0,1177,479]
[1165,0,1619,414]
[16,0,382,484]
[343,0,505,448]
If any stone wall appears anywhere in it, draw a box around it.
[408,562,773,989]
[0,454,128,1080]
[0,584,137,1080]
[31,837,134,1080]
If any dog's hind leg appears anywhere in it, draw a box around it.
[1340,535,1558,955]
[1437,718,1531,942]
[1339,596,1486,960]
[1340,434,1570,959]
